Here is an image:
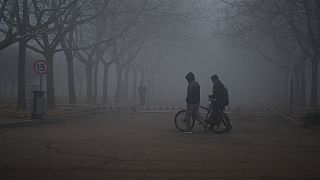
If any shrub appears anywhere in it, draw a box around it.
[301,111,320,127]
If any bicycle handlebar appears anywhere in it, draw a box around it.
[199,98,215,110]
[197,97,216,110]
[199,105,209,110]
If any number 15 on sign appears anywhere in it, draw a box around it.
[33,60,48,91]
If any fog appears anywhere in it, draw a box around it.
[2,2,320,179]
[0,0,319,110]
[49,26,281,108]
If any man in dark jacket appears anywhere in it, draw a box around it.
[210,74,232,129]
[210,74,228,112]
[185,72,207,133]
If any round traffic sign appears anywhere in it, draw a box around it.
[33,60,48,75]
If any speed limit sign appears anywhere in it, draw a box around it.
[33,60,48,75]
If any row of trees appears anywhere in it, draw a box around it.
[0,0,198,110]
[0,47,19,100]
[217,0,320,108]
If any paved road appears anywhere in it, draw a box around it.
[0,112,320,179]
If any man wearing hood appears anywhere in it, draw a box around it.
[210,74,232,130]
[184,72,207,133]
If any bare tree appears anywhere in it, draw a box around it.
[217,0,319,107]
[26,0,109,108]
[274,0,320,107]
[0,0,66,50]
[112,33,146,102]
[7,0,79,110]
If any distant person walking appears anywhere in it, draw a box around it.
[138,81,146,106]
[184,72,208,133]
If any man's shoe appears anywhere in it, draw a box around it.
[226,125,232,133]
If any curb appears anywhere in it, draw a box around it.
[47,109,96,120]
[0,119,40,128]
[0,110,97,128]
[279,113,303,126]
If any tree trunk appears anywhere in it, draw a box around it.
[45,53,56,109]
[85,64,94,104]
[123,67,129,98]
[17,40,26,111]
[289,77,294,112]
[102,62,109,104]
[62,44,76,104]
[93,63,99,104]
[276,74,282,106]
[294,64,301,107]
[310,58,318,107]
[3,78,9,98]
[78,79,83,102]
[10,80,15,97]
[148,73,154,101]
[65,52,76,104]
[300,61,306,107]
[141,70,145,82]
[132,70,138,99]
[0,78,3,98]
[147,79,151,104]
[115,64,123,102]
[151,74,156,98]
[281,72,289,107]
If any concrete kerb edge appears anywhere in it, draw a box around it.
[0,119,39,128]
[0,109,98,128]
[279,113,303,126]
[43,109,98,122]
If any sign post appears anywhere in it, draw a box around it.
[32,60,48,119]
[33,60,48,90]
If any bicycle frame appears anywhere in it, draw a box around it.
[174,98,230,133]
[198,99,215,123]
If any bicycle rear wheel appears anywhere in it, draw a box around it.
[174,110,195,132]
[209,113,229,133]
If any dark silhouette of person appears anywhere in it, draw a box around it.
[138,81,146,106]
[209,74,232,130]
[184,72,207,133]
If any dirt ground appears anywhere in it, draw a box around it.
[0,112,320,179]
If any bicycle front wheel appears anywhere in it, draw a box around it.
[222,112,232,130]
[174,110,195,132]
[209,113,229,133]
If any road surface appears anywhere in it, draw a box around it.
[0,112,320,179]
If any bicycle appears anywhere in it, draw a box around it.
[174,98,231,133]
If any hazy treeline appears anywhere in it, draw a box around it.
[0,0,199,110]
[212,0,320,108]
[0,0,319,110]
